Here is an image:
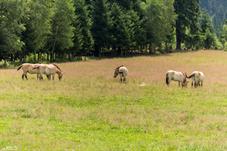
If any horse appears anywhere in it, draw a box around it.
[17,63,42,80]
[187,71,205,88]
[166,70,188,87]
[114,65,128,83]
[33,64,63,80]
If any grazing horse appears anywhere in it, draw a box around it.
[17,63,41,80]
[187,71,205,88]
[34,64,63,80]
[114,65,128,83]
[166,70,188,87]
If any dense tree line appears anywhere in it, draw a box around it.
[0,0,225,62]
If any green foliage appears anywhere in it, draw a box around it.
[48,0,75,56]
[0,0,25,60]
[73,0,94,55]
[145,0,176,52]
[199,11,216,49]
[22,0,52,56]
[221,21,227,50]
[91,0,110,56]
[174,0,200,50]
[109,3,130,55]
[0,0,226,61]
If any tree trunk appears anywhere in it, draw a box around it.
[33,53,37,62]
[176,20,182,50]
[117,47,122,56]
[38,52,41,62]
[94,45,100,57]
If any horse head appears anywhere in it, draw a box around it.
[182,72,189,87]
[57,71,63,80]
[182,79,189,87]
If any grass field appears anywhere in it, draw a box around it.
[0,50,227,150]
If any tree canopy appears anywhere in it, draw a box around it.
[0,0,225,62]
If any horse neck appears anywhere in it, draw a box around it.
[56,70,61,75]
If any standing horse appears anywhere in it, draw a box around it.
[34,64,63,80]
[114,65,128,83]
[166,70,188,87]
[17,63,41,80]
[187,71,205,88]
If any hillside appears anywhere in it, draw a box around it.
[200,0,227,33]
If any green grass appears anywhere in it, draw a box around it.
[1,51,227,150]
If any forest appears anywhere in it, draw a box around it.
[0,0,227,62]
[200,0,227,35]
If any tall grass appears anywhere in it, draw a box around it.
[0,50,227,150]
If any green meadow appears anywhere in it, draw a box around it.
[0,50,227,151]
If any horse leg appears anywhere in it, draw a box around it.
[37,74,40,80]
[22,72,27,80]
[25,74,28,80]
[195,81,198,88]
[38,74,43,80]
[178,81,181,87]
[181,82,184,88]
[52,74,55,80]
[123,77,126,83]
[167,79,170,86]
[40,75,44,80]
[119,74,122,83]
[121,76,123,83]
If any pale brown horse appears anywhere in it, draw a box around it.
[34,64,63,80]
[17,63,41,80]
[187,71,205,88]
[114,65,128,83]
[166,70,188,87]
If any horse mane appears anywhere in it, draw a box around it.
[52,63,62,71]
[116,65,124,70]
[17,65,22,71]
[187,73,195,79]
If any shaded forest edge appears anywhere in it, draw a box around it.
[0,0,227,66]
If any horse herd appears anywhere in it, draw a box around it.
[16,63,204,88]
[166,70,205,88]
[114,65,205,88]
[17,63,63,80]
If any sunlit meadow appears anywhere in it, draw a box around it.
[0,50,227,150]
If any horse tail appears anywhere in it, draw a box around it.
[17,65,23,71]
[166,73,170,86]
[188,73,195,79]
[52,63,62,71]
